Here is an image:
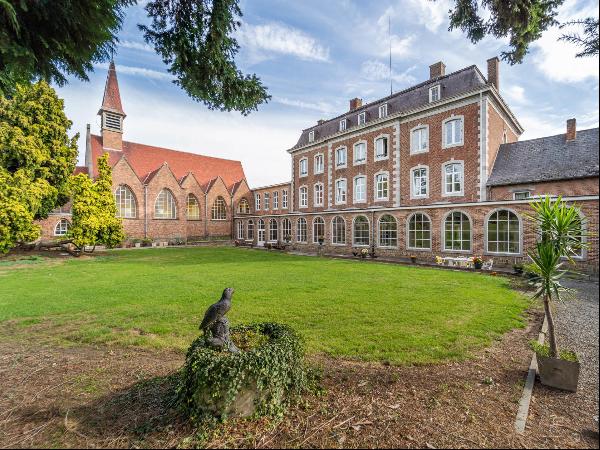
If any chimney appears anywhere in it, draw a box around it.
[566,118,577,141]
[317,119,325,125]
[349,97,363,111]
[487,57,500,90]
[429,61,446,79]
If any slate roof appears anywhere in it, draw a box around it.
[487,128,599,186]
[291,65,489,150]
[99,61,125,115]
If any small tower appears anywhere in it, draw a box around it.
[98,61,126,151]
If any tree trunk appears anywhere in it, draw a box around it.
[543,293,559,358]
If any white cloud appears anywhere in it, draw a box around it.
[273,97,335,115]
[532,1,599,83]
[119,40,154,53]
[381,1,451,34]
[93,62,173,81]
[360,60,417,86]
[237,22,330,62]
[504,85,527,105]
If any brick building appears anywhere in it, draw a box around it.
[39,59,599,272]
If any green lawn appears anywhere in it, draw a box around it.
[0,247,528,364]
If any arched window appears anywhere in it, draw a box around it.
[54,218,70,236]
[211,196,227,220]
[332,216,346,244]
[297,218,307,243]
[282,218,292,241]
[236,221,244,239]
[487,210,520,254]
[443,211,471,251]
[114,185,137,218]
[247,219,254,240]
[353,216,370,246]
[269,219,279,241]
[155,189,177,219]
[187,194,200,220]
[238,198,250,214]
[313,217,325,244]
[408,213,431,250]
[379,215,397,247]
[257,219,266,243]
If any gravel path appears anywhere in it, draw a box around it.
[556,279,599,412]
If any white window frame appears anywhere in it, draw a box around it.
[54,218,70,236]
[314,182,324,207]
[378,103,388,118]
[299,157,308,177]
[263,192,270,210]
[352,215,370,247]
[339,119,347,132]
[273,191,279,209]
[374,134,389,161]
[335,178,347,205]
[410,125,429,154]
[442,210,472,253]
[429,84,441,103]
[236,221,244,240]
[442,115,464,148]
[410,165,429,199]
[353,141,367,166]
[335,146,347,168]
[442,160,464,197]
[299,186,308,209]
[187,194,201,220]
[155,189,177,219]
[374,171,390,201]
[114,185,137,219]
[406,212,432,251]
[378,214,398,248]
[353,175,366,204]
[296,218,307,243]
[282,218,292,242]
[331,216,346,245]
[357,111,366,126]
[308,130,315,143]
[485,208,522,256]
[314,153,324,174]
[513,190,532,200]
[312,216,325,244]
[268,218,278,242]
[247,219,254,240]
[255,193,261,211]
[282,189,288,209]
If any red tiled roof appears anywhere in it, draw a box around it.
[100,61,125,115]
[90,134,246,189]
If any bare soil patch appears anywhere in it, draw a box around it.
[0,309,597,449]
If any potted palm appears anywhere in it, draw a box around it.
[526,196,586,392]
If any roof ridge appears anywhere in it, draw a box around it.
[501,127,599,148]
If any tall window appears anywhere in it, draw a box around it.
[282,189,288,208]
[54,218,70,236]
[269,219,278,241]
[378,103,388,118]
[299,186,308,208]
[335,179,347,204]
[236,221,244,239]
[297,218,307,242]
[313,217,325,243]
[336,147,347,167]
[444,212,471,251]
[412,167,428,198]
[264,193,270,210]
[444,117,463,147]
[282,218,292,241]
[429,85,441,102]
[379,215,397,247]
[444,162,463,195]
[353,142,366,164]
[155,189,177,219]
[299,158,308,176]
[332,216,346,244]
[375,173,389,200]
[314,183,324,206]
[257,219,266,242]
[357,112,366,125]
[339,119,347,132]
[247,220,254,240]
[238,198,250,214]
[114,185,137,218]
[408,213,431,250]
[411,126,429,153]
[308,130,315,142]
[255,193,261,211]
[487,210,520,254]
[353,216,370,246]
[354,176,366,203]
[314,154,324,173]
[211,196,227,220]
[273,191,279,209]
[187,194,200,220]
[375,137,388,159]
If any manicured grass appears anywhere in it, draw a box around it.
[0,247,528,364]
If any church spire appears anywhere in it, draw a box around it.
[98,61,126,150]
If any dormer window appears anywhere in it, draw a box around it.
[308,130,315,143]
[339,119,347,132]
[103,111,122,131]
[379,104,388,118]
[357,112,366,125]
[429,85,441,103]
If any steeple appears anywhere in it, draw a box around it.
[98,61,126,151]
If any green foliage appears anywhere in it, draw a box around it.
[0,0,133,96]
[559,17,600,58]
[140,0,270,114]
[69,153,124,249]
[447,0,565,64]
[525,240,569,301]
[178,322,317,422]
[0,81,78,252]
[530,340,578,362]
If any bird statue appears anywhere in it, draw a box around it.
[199,287,239,353]
[200,287,235,332]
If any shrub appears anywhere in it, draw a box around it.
[530,340,578,362]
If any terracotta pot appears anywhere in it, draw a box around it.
[537,354,580,392]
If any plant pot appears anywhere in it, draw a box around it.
[474,262,483,270]
[134,243,141,248]
[536,354,580,392]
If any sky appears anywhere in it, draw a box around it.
[55,0,600,188]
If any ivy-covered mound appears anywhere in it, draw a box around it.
[178,322,316,422]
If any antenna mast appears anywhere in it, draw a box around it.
[389,16,392,95]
